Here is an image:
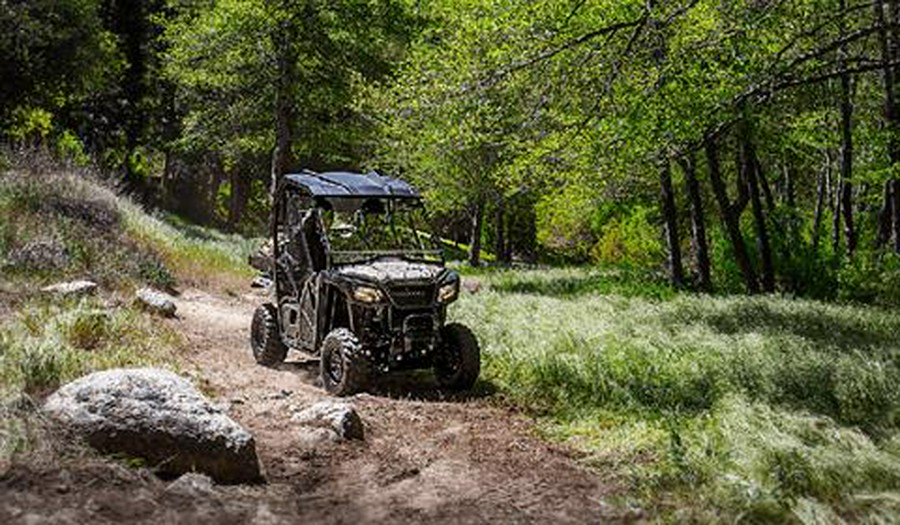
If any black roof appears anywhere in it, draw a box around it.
[282,170,420,198]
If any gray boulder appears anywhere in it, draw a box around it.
[135,288,177,317]
[41,280,98,297]
[43,368,262,484]
[292,400,364,441]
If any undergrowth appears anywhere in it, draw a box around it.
[453,269,900,521]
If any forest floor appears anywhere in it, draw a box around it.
[0,286,629,524]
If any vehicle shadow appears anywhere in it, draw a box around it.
[278,356,497,403]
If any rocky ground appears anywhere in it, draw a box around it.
[1,287,628,524]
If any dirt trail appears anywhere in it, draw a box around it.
[2,288,626,524]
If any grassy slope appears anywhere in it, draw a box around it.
[0,160,255,465]
[452,268,900,522]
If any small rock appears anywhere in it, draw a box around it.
[135,288,177,317]
[250,275,273,289]
[462,278,483,294]
[41,280,98,297]
[166,473,216,498]
[292,400,364,441]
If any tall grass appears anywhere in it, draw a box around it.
[452,269,900,520]
[0,296,182,465]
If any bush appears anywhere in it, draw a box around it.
[590,205,663,268]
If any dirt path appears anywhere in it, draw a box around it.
[2,288,626,524]
[174,288,623,523]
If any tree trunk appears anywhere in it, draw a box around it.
[679,152,711,291]
[875,0,900,249]
[832,170,843,254]
[658,161,685,287]
[756,160,776,213]
[784,163,796,208]
[812,168,826,253]
[228,167,249,231]
[740,118,775,293]
[494,197,509,265]
[837,0,856,254]
[893,179,900,252]
[706,138,759,293]
[270,32,295,199]
[468,198,485,267]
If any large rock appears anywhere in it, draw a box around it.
[41,280,98,297]
[43,368,262,484]
[292,400,364,441]
[135,288,177,317]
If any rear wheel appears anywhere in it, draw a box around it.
[251,303,287,366]
[320,328,368,396]
[434,323,480,390]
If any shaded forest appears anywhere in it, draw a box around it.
[4,0,900,303]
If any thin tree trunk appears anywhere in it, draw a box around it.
[228,167,249,231]
[659,161,685,287]
[833,170,843,254]
[838,0,857,254]
[706,138,759,293]
[739,117,775,292]
[875,0,900,248]
[679,151,711,291]
[812,169,826,253]
[270,32,295,198]
[468,198,485,267]
[494,198,509,265]
[756,160,776,213]
[784,163,796,208]
[893,180,900,251]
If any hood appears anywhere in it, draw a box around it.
[335,259,445,284]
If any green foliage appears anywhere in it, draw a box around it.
[453,269,900,519]
[838,252,900,307]
[54,130,90,166]
[5,107,53,144]
[591,205,663,268]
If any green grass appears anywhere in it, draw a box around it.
[0,296,182,465]
[451,268,900,521]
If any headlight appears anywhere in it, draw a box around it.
[352,286,384,303]
[437,281,459,303]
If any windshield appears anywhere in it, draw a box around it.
[324,198,441,264]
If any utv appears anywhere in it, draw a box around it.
[250,170,480,396]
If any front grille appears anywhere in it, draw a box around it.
[403,313,434,335]
[387,283,434,308]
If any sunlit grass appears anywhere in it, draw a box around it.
[121,200,257,289]
[451,270,900,520]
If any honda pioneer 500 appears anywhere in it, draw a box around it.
[250,170,480,396]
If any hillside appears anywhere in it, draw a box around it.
[2,160,900,522]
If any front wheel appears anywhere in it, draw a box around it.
[319,328,368,396]
[434,323,480,390]
[251,303,287,367]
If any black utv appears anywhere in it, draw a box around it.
[250,170,480,396]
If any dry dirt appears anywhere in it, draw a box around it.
[1,288,630,524]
